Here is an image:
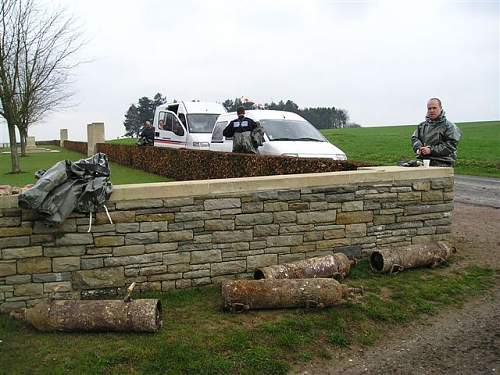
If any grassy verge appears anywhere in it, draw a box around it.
[322,121,500,178]
[0,146,171,186]
[0,262,496,375]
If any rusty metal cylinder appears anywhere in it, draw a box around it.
[370,241,454,274]
[24,299,162,332]
[221,278,362,312]
[254,253,354,280]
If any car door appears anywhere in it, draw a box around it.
[157,110,187,149]
[209,120,233,152]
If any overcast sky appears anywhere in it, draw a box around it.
[2,0,498,142]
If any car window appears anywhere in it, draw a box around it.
[186,114,220,133]
[211,121,228,142]
[165,112,175,132]
[260,119,326,142]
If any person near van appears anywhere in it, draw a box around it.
[223,107,262,154]
[411,98,461,167]
[138,120,154,146]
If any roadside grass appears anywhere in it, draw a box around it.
[106,138,138,145]
[322,120,500,178]
[0,262,496,375]
[0,145,171,186]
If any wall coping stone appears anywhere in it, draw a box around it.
[0,166,453,209]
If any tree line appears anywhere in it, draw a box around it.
[123,96,355,136]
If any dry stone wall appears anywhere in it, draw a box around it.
[0,168,454,312]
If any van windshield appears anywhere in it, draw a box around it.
[260,119,326,142]
[186,114,220,133]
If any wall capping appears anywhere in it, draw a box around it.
[0,166,453,208]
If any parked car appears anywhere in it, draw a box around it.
[209,110,347,160]
[153,101,226,150]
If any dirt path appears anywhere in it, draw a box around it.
[293,202,500,375]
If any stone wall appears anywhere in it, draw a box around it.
[0,166,454,312]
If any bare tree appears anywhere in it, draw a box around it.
[0,0,84,172]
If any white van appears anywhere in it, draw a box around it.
[210,110,347,160]
[153,101,226,149]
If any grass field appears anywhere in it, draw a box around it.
[0,146,170,186]
[0,262,496,374]
[322,121,500,178]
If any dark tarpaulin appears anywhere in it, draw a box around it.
[18,153,113,226]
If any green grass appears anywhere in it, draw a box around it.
[322,120,500,178]
[0,262,496,374]
[0,145,171,186]
[106,138,138,145]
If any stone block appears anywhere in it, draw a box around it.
[213,230,252,243]
[316,238,350,250]
[184,221,204,229]
[94,236,125,247]
[115,199,163,210]
[204,220,234,231]
[252,191,278,201]
[159,230,193,242]
[6,275,31,284]
[373,215,396,225]
[168,263,191,273]
[390,187,412,193]
[0,236,30,249]
[164,252,191,265]
[81,258,104,270]
[398,192,422,201]
[310,202,329,211]
[277,190,300,200]
[56,233,93,246]
[297,210,337,224]
[183,269,210,279]
[235,213,273,225]
[44,281,72,293]
[324,229,345,239]
[53,256,80,272]
[33,220,76,234]
[211,261,246,276]
[363,192,398,201]
[405,203,453,215]
[289,202,309,211]
[113,245,145,256]
[95,211,135,224]
[304,232,323,242]
[266,235,303,247]
[325,193,355,203]
[30,234,55,244]
[397,212,444,223]
[136,213,174,222]
[145,242,178,253]
[176,279,192,289]
[273,211,297,223]
[341,201,364,211]
[301,193,326,202]
[125,232,158,245]
[116,223,140,233]
[279,253,306,263]
[140,221,168,232]
[204,198,241,210]
[192,277,211,287]
[139,265,167,276]
[17,257,51,274]
[279,224,314,234]
[14,283,43,296]
[247,254,277,269]
[175,211,220,222]
[345,223,367,238]
[431,178,453,189]
[80,224,115,233]
[32,272,71,283]
[336,211,373,224]
[412,181,431,191]
[422,191,444,202]
[264,202,288,212]
[0,261,16,277]
[161,281,176,291]
[86,246,112,255]
[44,246,86,257]
[0,217,21,227]
[191,250,222,264]
[242,202,263,213]
[72,267,125,289]
[0,227,32,238]
[105,253,162,266]
[2,246,42,259]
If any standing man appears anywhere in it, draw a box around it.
[138,121,154,146]
[223,107,259,154]
[411,98,462,167]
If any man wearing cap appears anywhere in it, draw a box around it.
[223,107,261,154]
[411,98,462,167]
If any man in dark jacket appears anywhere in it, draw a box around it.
[223,107,260,153]
[411,98,462,167]
[138,121,154,146]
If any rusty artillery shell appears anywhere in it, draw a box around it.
[370,241,455,274]
[23,299,162,332]
[221,278,362,312]
[254,253,355,280]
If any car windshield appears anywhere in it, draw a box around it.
[260,119,326,142]
[186,114,220,133]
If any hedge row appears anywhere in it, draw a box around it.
[64,140,87,155]
[35,140,59,146]
[96,144,366,181]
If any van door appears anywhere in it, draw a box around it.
[156,110,187,148]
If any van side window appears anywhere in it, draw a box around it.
[158,111,167,130]
[165,113,175,132]
[211,121,228,143]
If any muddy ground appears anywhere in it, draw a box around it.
[293,201,500,375]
